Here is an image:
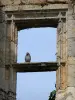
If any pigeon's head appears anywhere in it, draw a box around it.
[26,52,30,55]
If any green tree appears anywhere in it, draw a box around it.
[48,90,56,100]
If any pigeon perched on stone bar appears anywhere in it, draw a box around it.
[25,52,31,62]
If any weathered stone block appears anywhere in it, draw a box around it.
[0,0,68,6]
[13,0,20,5]
[55,90,66,100]
[68,57,75,64]
[67,38,75,57]
[67,64,75,87]
[60,65,67,89]
[67,20,75,38]
[66,87,75,100]
[0,0,12,5]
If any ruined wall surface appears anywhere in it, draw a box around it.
[1,0,75,100]
[0,0,68,6]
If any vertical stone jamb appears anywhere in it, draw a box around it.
[60,21,67,89]
[0,7,8,100]
[56,19,63,90]
[5,14,18,100]
[66,0,75,100]
[56,17,67,100]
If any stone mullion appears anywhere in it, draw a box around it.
[9,21,16,93]
[5,19,16,65]
[13,69,17,100]
[56,19,67,90]
[5,21,16,64]
[5,22,11,65]
[56,20,63,90]
[5,21,14,98]
[5,22,14,95]
[56,24,60,90]
[13,25,18,100]
[10,20,15,64]
[5,19,17,100]
[56,19,67,100]
[56,27,59,90]
[62,22,66,62]
[60,21,67,89]
[14,25,18,63]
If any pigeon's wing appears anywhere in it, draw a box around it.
[29,55,31,61]
[25,55,31,62]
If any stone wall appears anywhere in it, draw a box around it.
[0,0,68,6]
[0,88,16,100]
[56,0,75,100]
[1,0,75,100]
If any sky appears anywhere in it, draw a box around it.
[17,27,56,100]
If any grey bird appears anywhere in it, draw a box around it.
[25,52,31,62]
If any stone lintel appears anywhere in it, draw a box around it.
[2,4,68,12]
[5,9,66,29]
[6,62,65,72]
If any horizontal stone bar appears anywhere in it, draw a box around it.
[7,16,66,21]
[6,9,66,29]
[6,9,66,20]
[3,4,68,11]
[0,0,68,6]
[6,62,65,72]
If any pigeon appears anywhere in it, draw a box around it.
[25,52,31,62]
